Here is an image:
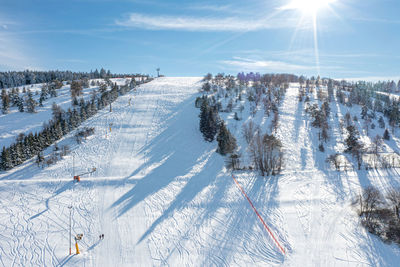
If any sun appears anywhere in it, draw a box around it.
[285,0,336,16]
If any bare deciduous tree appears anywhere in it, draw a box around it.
[270,110,279,134]
[249,132,283,176]
[358,186,383,225]
[242,120,259,144]
[387,188,400,220]
[326,153,341,170]
[372,134,383,155]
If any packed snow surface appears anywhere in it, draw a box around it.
[0,77,399,266]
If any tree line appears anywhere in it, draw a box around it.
[0,69,149,89]
[0,77,149,171]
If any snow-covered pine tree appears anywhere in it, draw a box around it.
[1,89,10,114]
[49,84,57,97]
[26,89,37,113]
[199,100,218,142]
[361,105,368,119]
[54,122,63,140]
[0,147,13,170]
[199,100,209,139]
[100,68,107,79]
[36,152,44,167]
[99,82,107,93]
[129,78,136,89]
[384,129,390,140]
[80,105,87,121]
[202,82,211,92]
[216,122,237,155]
[70,81,83,98]
[39,84,48,106]
[345,125,360,153]
[10,88,18,107]
[16,94,24,112]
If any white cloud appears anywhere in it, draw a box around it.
[116,13,296,32]
[220,57,314,72]
[187,4,233,12]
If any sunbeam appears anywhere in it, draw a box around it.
[282,0,338,75]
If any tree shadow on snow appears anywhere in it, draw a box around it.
[197,173,288,266]
[110,95,217,220]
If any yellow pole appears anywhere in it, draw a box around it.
[75,241,80,254]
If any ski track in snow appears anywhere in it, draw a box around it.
[1,79,400,266]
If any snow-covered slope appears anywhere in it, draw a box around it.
[0,78,130,148]
[0,78,399,266]
[276,85,400,266]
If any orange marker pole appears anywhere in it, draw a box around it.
[231,174,286,255]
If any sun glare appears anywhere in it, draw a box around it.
[287,0,336,16]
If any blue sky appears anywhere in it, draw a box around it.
[0,0,399,79]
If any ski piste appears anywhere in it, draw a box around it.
[1,77,399,266]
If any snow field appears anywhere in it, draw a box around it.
[1,78,400,266]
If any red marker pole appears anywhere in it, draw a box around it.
[231,174,285,255]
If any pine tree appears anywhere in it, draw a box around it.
[100,68,106,78]
[26,89,37,113]
[322,101,330,117]
[36,152,44,167]
[199,100,209,138]
[202,82,211,92]
[99,83,107,93]
[361,105,368,119]
[39,84,48,106]
[129,78,136,89]
[378,116,385,128]
[17,95,24,112]
[1,90,10,114]
[217,122,237,155]
[49,84,57,97]
[70,81,83,98]
[205,108,218,141]
[321,126,329,142]
[0,147,13,170]
[80,106,87,121]
[199,100,218,142]
[384,129,390,140]
[9,144,22,166]
[62,119,70,134]
[345,125,360,153]
[319,143,325,152]
[54,122,63,140]
[23,133,33,159]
